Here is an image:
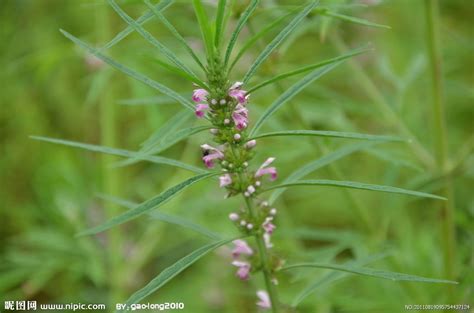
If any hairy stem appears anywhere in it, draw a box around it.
[424,0,456,290]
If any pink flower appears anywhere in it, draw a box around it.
[200,144,224,168]
[232,260,251,280]
[262,217,276,234]
[256,290,271,309]
[244,140,257,149]
[232,104,248,130]
[219,174,232,187]
[232,239,253,258]
[228,81,248,104]
[192,88,209,102]
[255,157,278,181]
[195,103,209,118]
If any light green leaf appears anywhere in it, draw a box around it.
[224,0,260,67]
[280,263,457,284]
[60,29,195,112]
[321,10,391,29]
[144,0,205,70]
[108,0,200,82]
[193,0,214,55]
[77,172,217,236]
[251,130,404,142]
[150,57,206,88]
[118,237,241,310]
[269,142,379,204]
[118,95,187,106]
[214,0,227,48]
[30,136,205,174]
[247,47,370,93]
[102,0,173,50]
[264,179,446,200]
[99,194,221,240]
[250,61,341,136]
[229,10,295,72]
[242,0,318,84]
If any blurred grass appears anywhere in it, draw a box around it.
[1,0,473,312]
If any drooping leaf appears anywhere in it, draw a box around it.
[214,0,227,48]
[60,29,195,112]
[118,237,241,310]
[264,179,446,200]
[280,263,457,284]
[251,130,404,142]
[229,10,295,71]
[321,10,391,29]
[144,0,205,70]
[77,172,218,236]
[269,141,380,204]
[224,0,260,67]
[193,0,214,55]
[102,0,173,50]
[250,61,341,136]
[30,136,205,174]
[242,0,319,84]
[99,194,221,240]
[247,47,371,93]
[108,0,200,82]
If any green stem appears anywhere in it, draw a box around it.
[243,196,279,313]
[424,0,456,288]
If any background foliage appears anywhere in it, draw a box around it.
[1,0,473,312]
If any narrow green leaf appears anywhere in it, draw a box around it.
[151,57,206,88]
[118,95,187,106]
[193,0,214,55]
[229,10,295,72]
[77,172,217,236]
[60,29,195,112]
[102,0,173,50]
[118,237,241,310]
[224,0,260,67]
[99,194,222,240]
[322,10,391,29]
[144,0,205,70]
[292,254,389,307]
[247,47,370,93]
[280,263,457,284]
[108,0,200,81]
[214,0,227,48]
[141,110,194,149]
[251,130,404,142]
[264,179,447,200]
[250,61,340,136]
[30,136,205,174]
[269,142,379,204]
[242,0,318,84]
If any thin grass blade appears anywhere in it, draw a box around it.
[60,29,195,111]
[242,0,318,84]
[321,10,391,29]
[264,179,446,200]
[30,136,205,174]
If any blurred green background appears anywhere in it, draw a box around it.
[1,0,473,312]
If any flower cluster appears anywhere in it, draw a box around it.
[192,81,281,310]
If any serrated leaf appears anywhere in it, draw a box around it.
[281,263,457,284]
[144,0,205,70]
[60,29,195,112]
[77,172,217,236]
[322,10,391,29]
[99,194,221,240]
[269,141,379,204]
[118,237,241,310]
[229,10,295,71]
[264,179,446,200]
[193,0,214,55]
[251,130,404,142]
[108,0,201,83]
[30,136,205,174]
[102,0,173,50]
[242,0,318,84]
[247,47,370,93]
[224,0,260,67]
[250,61,341,136]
